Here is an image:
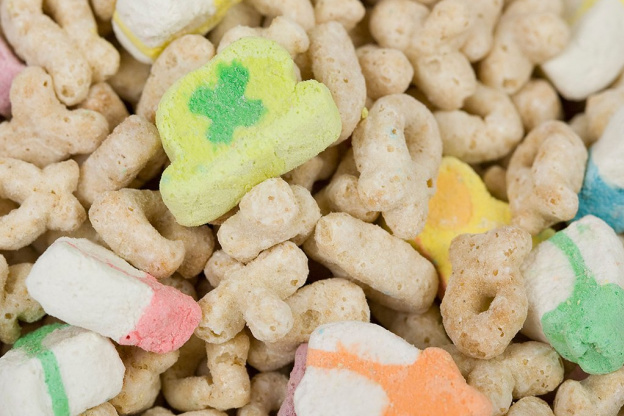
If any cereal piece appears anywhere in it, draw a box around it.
[238,372,289,416]
[90,189,215,279]
[26,237,202,353]
[369,0,429,54]
[434,82,524,164]
[294,321,492,416]
[507,397,554,416]
[110,346,180,414]
[203,249,245,288]
[480,0,569,95]
[575,106,624,233]
[352,94,442,238]
[196,242,308,344]
[370,302,451,350]
[218,16,309,58]
[77,116,163,207]
[108,49,151,107]
[483,165,508,202]
[162,333,251,412]
[160,273,199,300]
[39,219,110,252]
[441,226,532,359]
[277,344,308,416]
[157,37,341,226]
[143,408,226,416]
[444,342,564,416]
[77,83,130,131]
[112,0,238,63]
[356,45,413,100]
[81,402,119,416]
[584,84,624,144]
[0,324,125,416]
[246,0,315,30]
[314,0,366,31]
[282,146,340,192]
[90,0,115,23]
[511,79,563,132]
[0,158,86,250]
[248,278,370,372]
[554,364,624,416]
[0,35,24,117]
[0,67,109,167]
[410,157,511,295]
[309,21,367,145]
[0,258,45,344]
[208,1,263,46]
[217,178,320,263]
[304,213,438,313]
[507,121,587,235]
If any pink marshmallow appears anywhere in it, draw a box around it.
[278,344,308,416]
[0,36,25,117]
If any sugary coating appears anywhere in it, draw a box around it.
[0,324,125,416]
[294,321,492,416]
[142,408,226,416]
[208,1,262,46]
[157,37,341,226]
[507,121,587,235]
[77,116,163,207]
[282,146,340,192]
[356,45,413,100]
[246,0,315,31]
[352,93,441,238]
[108,48,151,107]
[26,237,202,353]
[304,213,438,313]
[277,344,308,416]
[435,82,524,164]
[441,226,532,359]
[195,242,308,344]
[507,397,554,416]
[0,35,24,117]
[112,0,238,63]
[309,21,366,145]
[314,0,366,31]
[0,67,109,167]
[511,79,563,132]
[0,158,86,250]
[161,333,251,412]
[248,278,370,372]
[411,157,511,294]
[522,216,624,374]
[0,258,45,344]
[77,83,130,131]
[238,372,289,416]
[90,189,215,279]
[80,402,119,416]
[479,0,569,95]
[109,346,180,415]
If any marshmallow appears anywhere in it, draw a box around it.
[0,35,24,117]
[26,237,201,353]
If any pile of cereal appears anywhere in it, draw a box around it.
[1,0,624,415]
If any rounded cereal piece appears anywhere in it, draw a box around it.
[142,408,226,416]
[483,165,508,202]
[0,158,86,251]
[90,189,215,279]
[246,0,315,31]
[352,94,442,238]
[108,48,151,107]
[309,21,367,145]
[90,0,115,23]
[511,79,563,132]
[77,115,163,207]
[460,0,504,62]
[315,171,380,223]
[507,397,554,416]
[82,402,120,416]
[162,333,251,412]
[282,146,341,192]
[238,372,289,416]
[554,365,624,416]
[304,213,438,313]
[217,178,320,263]
[435,82,524,164]
[0,35,24,118]
[507,121,587,235]
[441,226,532,359]
[314,0,366,31]
[584,81,624,145]
[356,45,413,100]
[196,242,308,344]
[0,67,109,167]
[369,0,429,53]
[203,249,245,288]
[208,1,263,46]
[77,83,130,131]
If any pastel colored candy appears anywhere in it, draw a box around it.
[0,324,125,416]
[278,343,308,416]
[26,237,201,353]
[410,157,510,296]
[0,35,25,117]
[157,37,341,226]
[112,0,239,63]
[542,0,624,100]
[522,215,624,374]
[294,321,492,416]
[575,106,624,232]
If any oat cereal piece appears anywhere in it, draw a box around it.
[90,189,214,279]
[77,82,130,131]
[356,45,413,100]
[196,242,308,344]
[352,94,442,238]
[160,273,199,300]
[0,158,85,250]
[203,249,245,288]
[569,113,591,146]
[81,402,119,416]
[142,407,226,416]
[108,48,151,108]
[0,67,109,167]
[304,213,438,313]
[585,87,624,145]
[110,346,180,414]
[89,0,115,23]
[217,178,320,263]
[238,372,289,416]
[314,0,366,31]
[248,278,370,372]
[309,21,367,145]
[511,79,563,132]
[507,121,587,235]
[435,82,524,164]
[282,146,341,192]
[479,0,569,95]
[441,226,532,359]
[162,333,251,412]
[77,116,163,207]
[369,0,428,54]
[483,165,508,202]
[507,397,554,416]
[0,34,24,118]
[247,0,315,30]
[39,219,109,253]
[208,1,263,46]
